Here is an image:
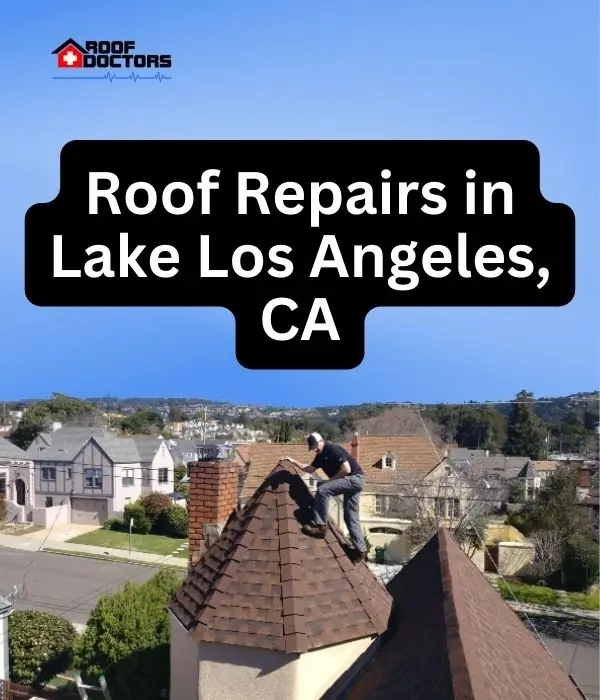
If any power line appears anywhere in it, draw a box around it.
[414,409,584,657]
[10,500,68,601]
[1,460,593,508]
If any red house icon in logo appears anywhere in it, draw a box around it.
[52,39,88,69]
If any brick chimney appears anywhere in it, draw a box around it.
[351,432,360,461]
[187,460,239,568]
[577,466,591,489]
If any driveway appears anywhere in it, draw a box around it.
[26,523,99,542]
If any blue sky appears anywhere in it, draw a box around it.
[0,1,597,406]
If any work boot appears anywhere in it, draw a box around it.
[302,523,327,538]
[349,548,368,563]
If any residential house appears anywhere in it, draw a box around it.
[0,438,34,523]
[447,451,534,502]
[167,457,583,700]
[167,438,200,466]
[236,434,457,564]
[530,460,559,490]
[132,435,175,494]
[24,427,175,525]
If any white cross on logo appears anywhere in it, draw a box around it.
[62,50,79,66]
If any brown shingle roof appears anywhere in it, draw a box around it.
[346,529,582,700]
[169,460,392,654]
[354,435,442,490]
[237,436,442,497]
[531,460,560,472]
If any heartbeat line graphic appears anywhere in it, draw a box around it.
[53,71,172,83]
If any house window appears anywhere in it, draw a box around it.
[0,474,6,495]
[387,495,400,513]
[122,469,134,487]
[84,468,102,489]
[66,468,73,480]
[142,468,151,487]
[41,467,56,481]
[375,495,384,514]
[382,453,396,469]
[450,498,460,518]
[435,497,446,518]
[45,497,53,507]
[158,468,168,484]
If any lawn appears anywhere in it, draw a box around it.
[567,591,600,611]
[497,579,560,607]
[67,528,187,556]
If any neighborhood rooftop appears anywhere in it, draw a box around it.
[25,426,162,463]
[237,434,443,497]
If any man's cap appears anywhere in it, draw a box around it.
[307,432,323,450]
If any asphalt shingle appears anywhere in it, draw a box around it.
[0,438,27,460]
[346,529,583,700]
[169,460,393,653]
[237,436,442,497]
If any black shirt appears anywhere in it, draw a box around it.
[311,442,364,479]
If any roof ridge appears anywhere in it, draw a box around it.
[170,459,392,653]
[437,529,477,700]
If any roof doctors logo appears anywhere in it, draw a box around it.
[51,38,172,83]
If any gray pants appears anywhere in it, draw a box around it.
[313,474,366,553]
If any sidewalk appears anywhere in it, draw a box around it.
[0,532,188,569]
[505,599,600,621]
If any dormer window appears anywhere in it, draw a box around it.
[382,452,396,469]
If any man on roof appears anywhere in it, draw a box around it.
[285,432,367,563]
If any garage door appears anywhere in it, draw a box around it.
[71,498,109,525]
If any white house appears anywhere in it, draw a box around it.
[0,438,35,523]
[25,427,176,525]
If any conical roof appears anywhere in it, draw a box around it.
[346,528,583,700]
[169,460,392,653]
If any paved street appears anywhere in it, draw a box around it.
[0,547,183,625]
[543,636,600,700]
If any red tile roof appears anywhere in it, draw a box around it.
[237,436,442,496]
[169,460,392,653]
[346,528,583,700]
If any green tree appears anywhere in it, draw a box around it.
[563,535,600,591]
[507,479,525,504]
[269,420,294,443]
[123,502,151,534]
[503,390,547,458]
[11,393,97,449]
[159,505,188,538]
[73,570,180,700]
[174,463,189,495]
[508,467,592,538]
[168,405,187,423]
[119,408,164,435]
[138,492,173,530]
[9,610,76,686]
